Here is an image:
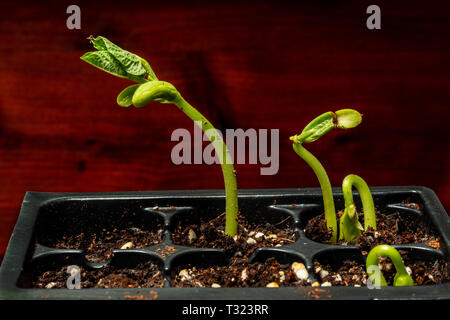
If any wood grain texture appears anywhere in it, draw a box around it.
[1,0,449,260]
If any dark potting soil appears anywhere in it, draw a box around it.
[39,227,163,263]
[171,213,298,257]
[171,257,310,288]
[28,261,164,289]
[314,260,368,286]
[27,202,447,290]
[313,252,450,287]
[376,254,450,286]
[304,210,439,252]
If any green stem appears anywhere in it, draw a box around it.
[174,96,239,237]
[80,37,239,236]
[292,143,337,243]
[366,245,414,287]
[342,174,376,231]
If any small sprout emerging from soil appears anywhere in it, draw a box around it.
[81,36,239,236]
[290,109,375,243]
[366,244,414,287]
[340,174,376,242]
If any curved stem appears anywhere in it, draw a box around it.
[342,174,376,231]
[174,96,239,237]
[292,143,337,243]
[366,245,414,287]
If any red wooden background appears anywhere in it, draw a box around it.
[1,0,450,262]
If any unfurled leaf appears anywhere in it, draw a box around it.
[95,36,147,77]
[117,84,141,107]
[82,36,157,81]
[80,51,127,78]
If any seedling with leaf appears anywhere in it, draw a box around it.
[289,110,376,243]
[366,244,414,287]
[81,36,239,236]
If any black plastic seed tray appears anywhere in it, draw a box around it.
[0,186,449,300]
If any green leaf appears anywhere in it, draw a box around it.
[80,51,127,78]
[100,37,146,77]
[117,84,141,107]
[88,36,156,80]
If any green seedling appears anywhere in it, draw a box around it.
[290,109,375,243]
[81,36,239,236]
[340,174,376,241]
[366,244,414,287]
